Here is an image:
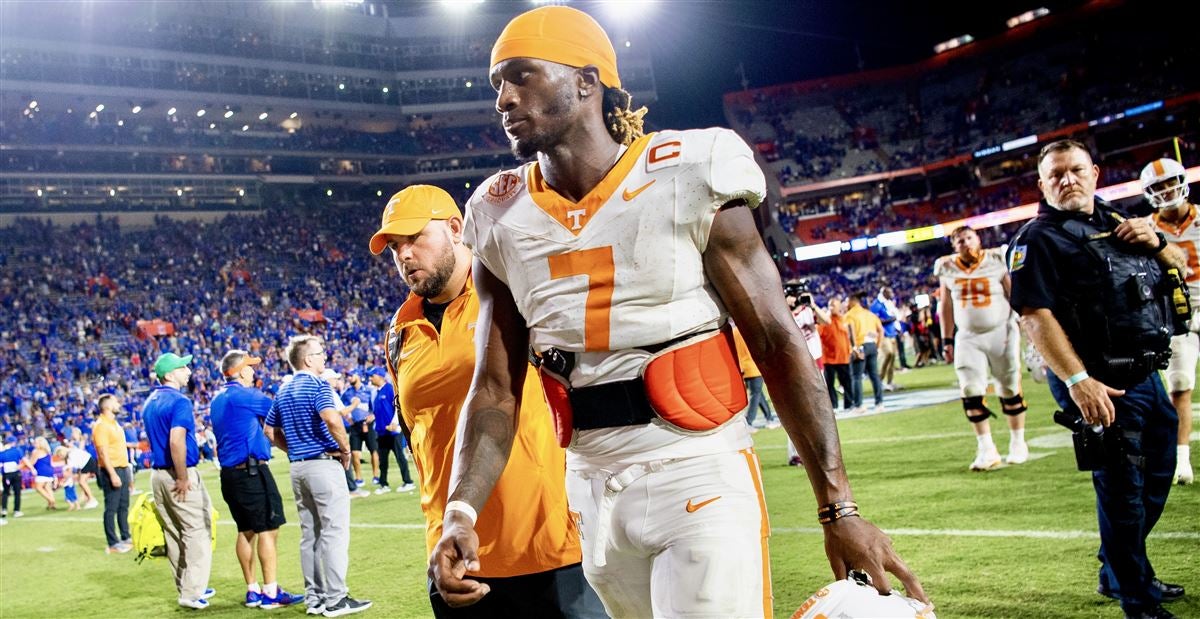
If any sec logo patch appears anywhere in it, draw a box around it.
[484,172,522,205]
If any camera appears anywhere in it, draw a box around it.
[798,293,814,307]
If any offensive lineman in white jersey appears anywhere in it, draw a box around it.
[935,226,1030,471]
[428,6,927,618]
[1142,158,1199,485]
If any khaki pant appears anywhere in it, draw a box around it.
[151,468,213,601]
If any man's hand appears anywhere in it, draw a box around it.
[823,516,928,604]
[429,513,489,607]
[941,343,954,363]
[109,473,122,488]
[1068,377,1124,427]
[171,476,191,501]
[1114,217,1160,251]
[337,450,351,470]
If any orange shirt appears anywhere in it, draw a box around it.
[818,315,852,365]
[91,415,130,468]
[388,273,581,578]
[731,326,762,378]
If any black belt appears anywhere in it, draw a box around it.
[294,453,336,463]
[570,377,656,431]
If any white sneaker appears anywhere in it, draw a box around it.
[0,517,7,526]
[83,499,99,509]
[397,483,416,493]
[1006,441,1030,465]
[766,420,781,429]
[970,445,1003,471]
[373,486,391,495]
[1175,460,1194,485]
[12,511,23,518]
[178,597,209,610]
[350,489,371,499]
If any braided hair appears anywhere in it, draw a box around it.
[602,86,648,146]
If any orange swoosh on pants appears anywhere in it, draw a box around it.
[685,495,721,513]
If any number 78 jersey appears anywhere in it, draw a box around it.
[933,247,1015,334]
[463,128,766,388]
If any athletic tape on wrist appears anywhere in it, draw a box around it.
[444,500,477,526]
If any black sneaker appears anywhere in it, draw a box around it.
[1125,605,1176,619]
[1101,579,1185,603]
[322,596,372,617]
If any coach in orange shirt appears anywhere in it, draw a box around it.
[369,185,604,618]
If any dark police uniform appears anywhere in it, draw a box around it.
[1008,198,1179,617]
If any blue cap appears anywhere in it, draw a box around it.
[366,366,388,378]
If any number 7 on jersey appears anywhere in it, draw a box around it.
[547,246,615,351]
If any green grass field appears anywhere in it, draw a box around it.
[1,364,1196,618]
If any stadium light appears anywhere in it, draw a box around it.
[209,123,216,129]
[440,0,485,11]
[224,110,234,118]
[88,111,97,119]
[597,0,655,20]
[326,189,334,197]
[28,100,37,109]
[131,105,142,114]
[117,120,124,127]
[109,189,116,197]
[464,81,473,88]
[290,112,299,119]
[36,189,43,197]
[176,189,184,197]
[242,125,250,131]
[376,190,383,197]
[624,40,631,48]
[196,109,206,117]
[381,87,389,94]
[464,182,471,188]
[95,104,105,112]
[338,83,346,90]
[238,189,246,197]
[167,107,177,116]
[259,112,269,120]
[934,34,974,54]
[1007,8,1049,28]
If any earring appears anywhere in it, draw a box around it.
[579,89,587,97]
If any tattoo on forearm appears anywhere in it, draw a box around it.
[453,407,515,510]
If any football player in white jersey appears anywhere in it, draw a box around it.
[935,226,1029,471]
[1142,158,1198,485]
[428,6,927,618]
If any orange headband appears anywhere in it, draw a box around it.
[491,6,621,89]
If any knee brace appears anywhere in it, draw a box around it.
[1000,394,1027,416]
[962,396,994,423]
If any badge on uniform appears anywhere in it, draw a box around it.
[1009,245,1027,272]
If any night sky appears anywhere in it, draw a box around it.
[615,0,1084,130]
[437,0,1079,130]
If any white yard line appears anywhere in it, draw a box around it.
[16,516,1198,541]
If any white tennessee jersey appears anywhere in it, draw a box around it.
[1153,204,1200,305]
[463,127,766,390]
[933,247,1015,334]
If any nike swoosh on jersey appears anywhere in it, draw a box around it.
[622,179,656,201]
[685,495,721,513]
[398,348,417,360]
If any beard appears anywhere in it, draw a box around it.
[408,246,457,299]
[509,89,577,161]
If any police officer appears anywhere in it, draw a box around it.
[1009,140,1189,619]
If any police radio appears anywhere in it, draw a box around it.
[1164,267,1192,335]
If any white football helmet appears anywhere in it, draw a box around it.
[792,576,935,619]
[1139,158,1190,210]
